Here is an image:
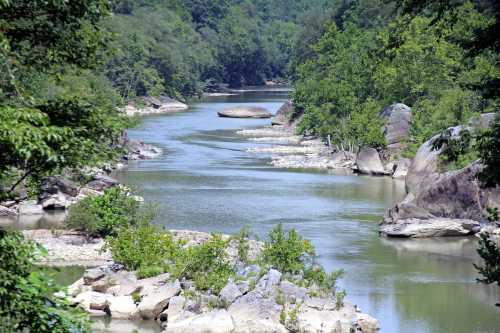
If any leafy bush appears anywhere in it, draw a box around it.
[261,224,315,274]
[171,234,234,294]
[0,230,90,333]
[105,225,181,278]
[478,113,500,187]
[431,128,479,172]
[304,267,344,294]
[67,186,154,237]
[474,233,500,286]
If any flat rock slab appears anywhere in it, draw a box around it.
[218,106,271,119]
[380,218,480,238]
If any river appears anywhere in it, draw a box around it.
[24,87,500,332]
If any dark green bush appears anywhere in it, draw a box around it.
[261,224,315,274]
[67,186,154,237]
[474,233,500,286]
[0,230,90,333]
[105,225,181,277]
[171,234,234,294]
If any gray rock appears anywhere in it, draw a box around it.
[18,200,43,215]
[380,103,412,154]
[406,125,463,193]
[218,106,271,119]
[255,269,282,294]
[40,192,74,210]
[164,309,234,333]
[73,291,108,311]
[380,218,480,238]
[468,112,496,129]
[271,100,294,126]
[295,302,361,333]
[40,176,78,197]
[83,268,105,285]
[279,280,308,303]
[137,280,181,319]
[85,174,119,192]
[158,295,186,323]
[392,158,411,179]
[356,148,388,176]
[219,281,242,305]
[107,295,139,319]
[228,291,287,333]
[0,205,17,217]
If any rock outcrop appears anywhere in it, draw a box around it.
[380,103,412,155]
[123,96,188,117]
[218,106,272,119]
[356,148,389,176]
[69,264,379,333]
[271,101,294,126]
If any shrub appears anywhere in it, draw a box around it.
[105,225,181,276]
[304,267,344,294]
[0,230,90,333]
[261,224,315,274]
[67,186,154,237]
[171,234,234,294]
[478,113,500,187]
[474,233,500,286]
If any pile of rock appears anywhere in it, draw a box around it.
[0,174,119,223]
[122,96,188,117]
[381,114,500,238]
[69,265,379,333]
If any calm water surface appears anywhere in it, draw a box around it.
[47,88,500,332]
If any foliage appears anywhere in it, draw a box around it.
[0,0,129,195]
[431,128,479,172]
[291,1,499,156]
[67,187,154,237]
[478,113,500,187]
[474,233,500,286]
[0,230,90,333]
[171,234,234,294]
[105,225,181,278]
[304,267,344,294]
[261,224,315,274]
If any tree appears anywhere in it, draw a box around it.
[0,230,90,332]
[474,233,500,287]
[478,113,500,187]
[0,0,129,195]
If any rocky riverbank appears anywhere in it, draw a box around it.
[380,114,500,238]
[122,96,188,116]
[237,101,409,177]
[0,138,161,224]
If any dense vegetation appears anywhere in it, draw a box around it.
[0,230,90,333]
[291,0,499,158]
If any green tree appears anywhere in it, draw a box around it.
[0,230,90,333]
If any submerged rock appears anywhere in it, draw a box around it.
[218,106,272,119]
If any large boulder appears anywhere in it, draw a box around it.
[217,106,272,119]
[164,309,234,333]
[406,125,462,193]
[271,101,294,126]
[380,218,480,238]
[0,205,17,217]
[380,103,412,155]
[228,291,287,333]
[106,295,139,319]
[40,176,78,197]
[18,200,43,215]
[85,174,119,192]
[219,281,242,305]
[356,148,389,176]
[137,280,181,319]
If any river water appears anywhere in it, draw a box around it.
[109,88,500,333]
[19,87,499,333]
